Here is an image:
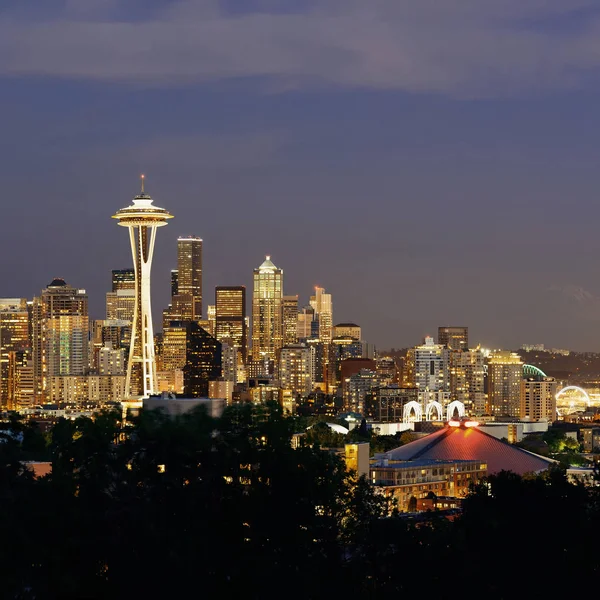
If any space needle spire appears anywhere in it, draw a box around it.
[112,176,173,400]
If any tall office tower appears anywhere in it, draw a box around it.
[251,256,283,364]
[161,321,188,372]
[310,286,333,341]
[221,341,242,383]
[297,306,316,341]
[215,286,247,361]
[183,322,222,397]
[159,321,187,393]
[111,269,135,291]
[0,299,30,407]
[112,176,173,399]
[520,377,557,422]
[278,344,314,397]
[11,353,34,409]
[32,279,89,402]
[106,269,135,324]
[333,323,361,341]
[283,295,299,346]
[487,351,523,417]
[305,338,326,386]
[173,236,203,321]
[449,348,486,415]
[407,336,450,401]
[170,269,179,296]
[438,327,469,351]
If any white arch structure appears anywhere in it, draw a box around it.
[446,400,465,421]
[425,401,444,421]
[403,401,422,423]
[555,386,592,415]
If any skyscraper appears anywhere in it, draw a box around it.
[251,256,283,364]
[282,295,299,346]
[487,351,523,417]
[112,176,173,399]
[176,236,203,320]
[111,269,135,292]
[438,327,469,351]
[310,286,333,341]
[32,279,89,402]
[278,344,313,396]
[183,322,222,397]
[520,377,557,422]
[449,348,486,415]
[0,298,30,407]
[406,336,450,402]
[215,286,247,361]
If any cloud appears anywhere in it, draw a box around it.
[546,284,600,321]
[1,0,600,96]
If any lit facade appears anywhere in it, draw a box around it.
[282,295,299,346]
[32,279,89,403]
[215,286,247,361]
[333,323,361,340]
[112,178,173,399]
[449,348,486,416]
[407,336,450,401]
[371,458,487,513]
[98,343,125,375]
[251,256,283,365]
[175,236,203,321]
[111,269,135,292]
[310,287,333,341]
[297,305,317,341]
[343,368,380,413]
[487,351,523,417]
[278,344,314,396]
[520,377,557,422]
[0,298,30,408]
[438,326,469,350]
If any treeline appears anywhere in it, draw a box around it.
[0,405,599,598]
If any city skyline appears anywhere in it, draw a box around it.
[3,2,600,351]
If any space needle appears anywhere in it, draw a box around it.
[112,175,173,402]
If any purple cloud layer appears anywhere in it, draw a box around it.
[1,0,600,95]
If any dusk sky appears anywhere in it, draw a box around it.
[3,1,600,351]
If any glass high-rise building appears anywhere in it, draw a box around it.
[183,322,222,397]
[32,279,89,402]
[310,286,333,341]
[251,256,283,364]
[215,286,247,361]
[282,295,299,346]
[176,236,203,320]
[0,298,30,408]
[487,351,523,417]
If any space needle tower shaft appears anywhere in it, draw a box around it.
[112,176,173,399]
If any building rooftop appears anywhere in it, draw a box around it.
[378,420,555,475]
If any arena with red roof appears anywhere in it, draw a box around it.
[377,419,555,475]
